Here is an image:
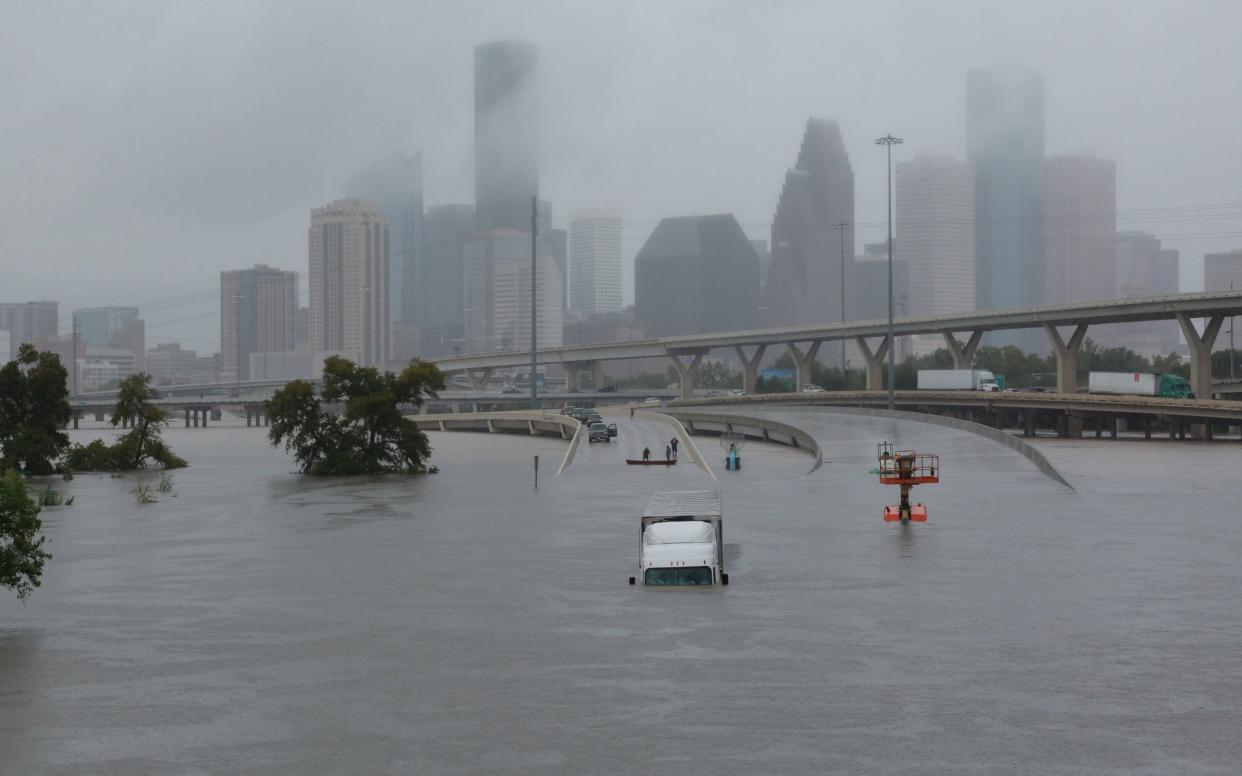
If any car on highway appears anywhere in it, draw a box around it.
[802,384,825,393]
[607,422,618,438]
[730,389,747,396]
[588,422,610,443]
[598,385,617,393]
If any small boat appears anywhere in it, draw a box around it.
[626,458,677,466]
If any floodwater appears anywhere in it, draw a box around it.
[1,410,1238,774]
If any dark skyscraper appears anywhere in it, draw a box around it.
[635,214,759,337]
[764,119,855,338]
[345,152,423,326]
[968,67,1045,313]
[474,41,538,233]
[419,204,476,356]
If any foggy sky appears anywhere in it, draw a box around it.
[3,0,1241,353]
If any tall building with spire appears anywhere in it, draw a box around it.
[308,199,390,366]
[763,119,854,349]
[474,41,538,233]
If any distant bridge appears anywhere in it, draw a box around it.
[430,291,1242,401]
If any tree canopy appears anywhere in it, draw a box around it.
[65,373,186,471]
[0,344,71,475]
[0,469,52,599]
[268,357,444,475]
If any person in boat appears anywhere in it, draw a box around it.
[665,444,672,460]
[670,437,679,456]
[642,447,651,461]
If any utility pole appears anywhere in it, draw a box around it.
[834,222,852,380]
[1232,282,1237,380]
[530,195,538,408]
[71,312,77,399]
[875,134,903,411]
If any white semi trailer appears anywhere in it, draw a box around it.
[917,369,999,391]
[629,490,728,586]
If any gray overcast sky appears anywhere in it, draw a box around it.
[3,0,1241,352]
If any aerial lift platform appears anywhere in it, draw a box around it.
[876,441,939,522]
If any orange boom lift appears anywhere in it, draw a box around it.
[876,441,939,523]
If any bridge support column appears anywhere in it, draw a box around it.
[564,363,583,392]
[733,345,767,394]
[463,368,493,391]
[201,409,208,428]
[1044,323,1089,394]
[853,336,889,392]
[72,412,79,429]
[786,342,821,392]
[590,361,605,390]
[668,352,705,400]
[1176,313,1223,401]
[186,408,191,428]
[942,329,984,369]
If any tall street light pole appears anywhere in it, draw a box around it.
[875,133,903,411]
[530,195,538,408]
[834,222,852,379]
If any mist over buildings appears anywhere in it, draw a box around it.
[2,0,1241,372]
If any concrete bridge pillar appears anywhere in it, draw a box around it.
[942,329,984,369]
[733,345,767,394]
[185,408,191,428]
[786,342,821,392]
[564,363,583,392]
[1176,313,1223,400]
[590,361,606,390]
[668,352,705,400]
[1044,323,1089,394]
[853,336,889,392]
[463,368,493,391]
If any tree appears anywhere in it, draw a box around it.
[64,373,186,471]
[0,469,52,600]
[0,344,71,475]
[268,357,445,475]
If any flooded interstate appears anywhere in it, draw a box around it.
[1,409,1239,774]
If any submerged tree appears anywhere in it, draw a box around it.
[0,469,52,600]
[0,344,71,475]
[65,373,186,471]
[268,357,444,475]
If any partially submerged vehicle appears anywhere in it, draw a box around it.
[629,491,728,586]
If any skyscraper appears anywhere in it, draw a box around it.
[220,264,298,382]
[1044,156,1116,304]
[1112,231,1180,354]
[968,67,1045,316]
[73,306,139,348]
[764,119,854,339]
[475,41,538,233]
[345,152,423,326]
[569,210,623,315]
[419,204,476,357]
[1205,250,1242,292]
[635,214,759,337]
[537,200,568,310]
[462,230,561,353]
[896,154,975,318]
[309,199,391,366]
[0,301,58,359]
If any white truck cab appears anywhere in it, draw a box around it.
[629,490,728,586]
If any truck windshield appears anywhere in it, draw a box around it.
[644,567,713,586]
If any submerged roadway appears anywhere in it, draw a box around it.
[0,409,1237,774]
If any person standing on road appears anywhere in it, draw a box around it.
[670,437,679,456]
[665,443,672,461]
[629,402,635,418]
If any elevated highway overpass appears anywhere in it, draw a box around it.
[430,290,1242,401]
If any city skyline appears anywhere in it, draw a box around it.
[4,1,1237,357]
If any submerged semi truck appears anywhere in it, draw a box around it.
[1087,371,1194,399]
[629,491,728,587]
[917,369,1000,391]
